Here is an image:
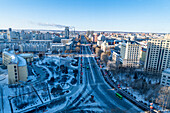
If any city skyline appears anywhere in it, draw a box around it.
[0,0,170,33]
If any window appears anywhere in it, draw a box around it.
[15,73,17,75]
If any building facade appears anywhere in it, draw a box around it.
[161,68,170,86]
[2,50,28,84]
[112,51,121,67]
[65,27,69,39]
[144,35,170,73]
[120,41,142,67]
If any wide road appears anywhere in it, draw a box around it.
[81,36,142,113]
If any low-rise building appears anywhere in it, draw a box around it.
[29,40,52,48]
[112,51,121,67]
[101,41,115,52]
[19,43,48,53]
[18,53,33,63]
[51,43,66,53]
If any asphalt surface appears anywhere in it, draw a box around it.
[79,36,142,113]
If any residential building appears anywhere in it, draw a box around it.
[2,50,28,84]
[140,47,147,65]
[101,41,115,52]
[120,41,142,67]
[112,51,121,67]
[7,28,12,42]
[29,40,52,48]
[51,43,66,53]
[97,34,105,46]
[144,35,170,73]
[44,32,52,40]
[19,43,48,53]
[65,27,69,39]
[161,68,170,86]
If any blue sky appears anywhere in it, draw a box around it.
[0,0,170,32]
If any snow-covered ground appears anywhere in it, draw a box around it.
[0,67,8,84]
[0,56,80,113]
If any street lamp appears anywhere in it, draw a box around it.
[58,49,61,76]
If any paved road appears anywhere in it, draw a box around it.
[81,36,142,112]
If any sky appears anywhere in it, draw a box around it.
[0,0,170,33]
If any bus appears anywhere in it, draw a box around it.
[116,93,123,99]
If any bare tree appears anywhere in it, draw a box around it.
[65,50,69,53]
[155,86,170,109]
[107,61,117,71]
[106,50,111,56]
[101,52,108,65]
[75,47,80,53]
[95,47,102,57]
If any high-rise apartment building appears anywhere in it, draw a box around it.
[20,30,25,40]
[120,41,142,67]
[65,27,69,39]
[144,35,170,73]
[7,28,12,42]
[44,32,52,40]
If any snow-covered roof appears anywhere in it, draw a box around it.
[19,53,33,58]
[51,43,65,47]
[29,40,52,42]
[3,51,18,64]
[65,41,73,45]
[17,56,27,66]
[112,51,120,57]
[3,50,27,67]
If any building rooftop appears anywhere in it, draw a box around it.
[3,50,27,67]
[29,40,52,42]
[17,56,27,67]
[19,53,33,58]
[3,51,18,64]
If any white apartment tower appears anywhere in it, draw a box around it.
[120,41,142,67]
[144,35,170,73]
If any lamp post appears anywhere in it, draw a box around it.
[58,49,61,76]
